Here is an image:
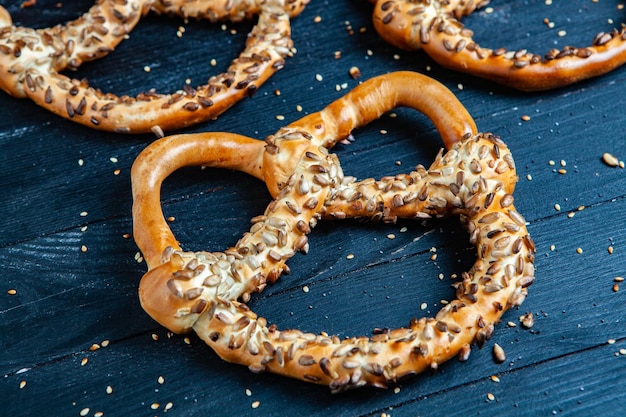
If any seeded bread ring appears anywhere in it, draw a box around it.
[370,0,626,91]
[0,0,308,134]
[132,71,535,392]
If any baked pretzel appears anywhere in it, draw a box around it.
[0,0,308,134]
[132,71,535,392]
[370,0,626,91]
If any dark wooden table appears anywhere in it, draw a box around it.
[2,1,625,416]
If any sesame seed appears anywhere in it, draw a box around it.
[420,302,427,310]
[614,277,624,282]
[275,115,285,121]
[366,49,373,56]
[560,160,566,167]
[184,337,191,344]
[487,392,495,401]
[457,83,464,90]
[81,245,87,253]
[567,212,575,218]
[526,174,533,181]
[274,89,281,96]
[491,375,500,383]
[548,160,555,166]
[151,403,160,410]
[80,211,88,217]
[608,246,614,254]
[7,289,16,295]
[78,159,84,166]
[313,15,321,23]
[106,385,113,394]
[143,66,151,73]
[557,30,567,37]
[296,105,302,112]
[101,340,109,347]
[380,129,388,135]
[152,333,159,341]
[393,387,401,394]
[521,115,531,121]
[558,169,567,174]
[164,402,173,411]
[81,226,88,232]
[251,401,261,409]
[393,54,400,60]
[550,244,556,251]
[613,283,620,292]
[554,203,561,211]
[349,66,361,79]
[246,389,252,396]
[608,339,616,345]
[80,408,90,416]
[19,380,26,389]
[620,349,626,355]
[400,226,407,232]
[602,152,619,167]
[485,7,494,13]
[346,254,354,259]
[158,376,165,384]
[576,247,583,254]
[210,59,217,66]
[109,157,118,163]
[89,343,100,351]
[81,357,88,366]
[315,74,323,82]
[94,412,103,417]
[302,286,309,293]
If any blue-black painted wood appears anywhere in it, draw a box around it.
[1,1,625,416]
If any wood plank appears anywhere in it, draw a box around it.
[2,0,626,415]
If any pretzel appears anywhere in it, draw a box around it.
[132,71,535,392]
[370,0,626,91]
[0,0,308,134]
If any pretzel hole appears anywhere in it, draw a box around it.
[255,217,474,339]
[63,14,254,98]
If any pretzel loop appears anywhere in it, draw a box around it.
[132,71,535,392]
[371,0,626,91]
[0,0,308,133]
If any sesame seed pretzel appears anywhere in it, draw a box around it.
[0,0,308,134]
[131,71,535,392]
[370,0,626,91]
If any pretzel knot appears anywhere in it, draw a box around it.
[370,0,626,91]
[0,0,308,134]
[132,71,535,392]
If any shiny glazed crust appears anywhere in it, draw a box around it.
[131,71,535,392]
[370,0,626,91]
[0,0,308,133]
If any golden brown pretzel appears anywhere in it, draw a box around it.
[370,0,626,91]
[132,71,535,392]
[0,0,308,134]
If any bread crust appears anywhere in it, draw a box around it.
[0,0,308,133]
[370,0,626,91]
[132,71,535,392]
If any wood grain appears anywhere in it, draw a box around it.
[1,0,625,415]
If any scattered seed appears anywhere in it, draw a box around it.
[558,169,567,174]
[302,286,309,293]
[608,339,616,345]
[81,245,88,253]
[507,321,517,327]
[393,387,401,394]
[315,74,323,82]
[614,277,624,282]
[152,333,159,341]
[493,343,506,363]
[346,254,354,260]
[491,375,500,383]
[313,15,322,23]
[78,159,84,166]
[526,174,533,181]
[521,115,531,121]
[487,392,496,401]
[81,358,88,366]
[576,247,583,254]
[554,203,561,211]
[245,388,252,396]
[89,343,100,351]
[143,65,151,73]
[7,289,16,295]
[151,403,160,410]
[557,30,567,37]
[164,402,173,411]
[608,246,614,254]
[602,152,620,167]
[520,312,535,329]
[387,233,395,240]
[613,283,620,292]
[80,211,88,217]
[420,302,427,310]
[80,408,90,416]
[19,380,26,389]
[251,401,261,409]
[106,385,113,394]
[158,376,165,384]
